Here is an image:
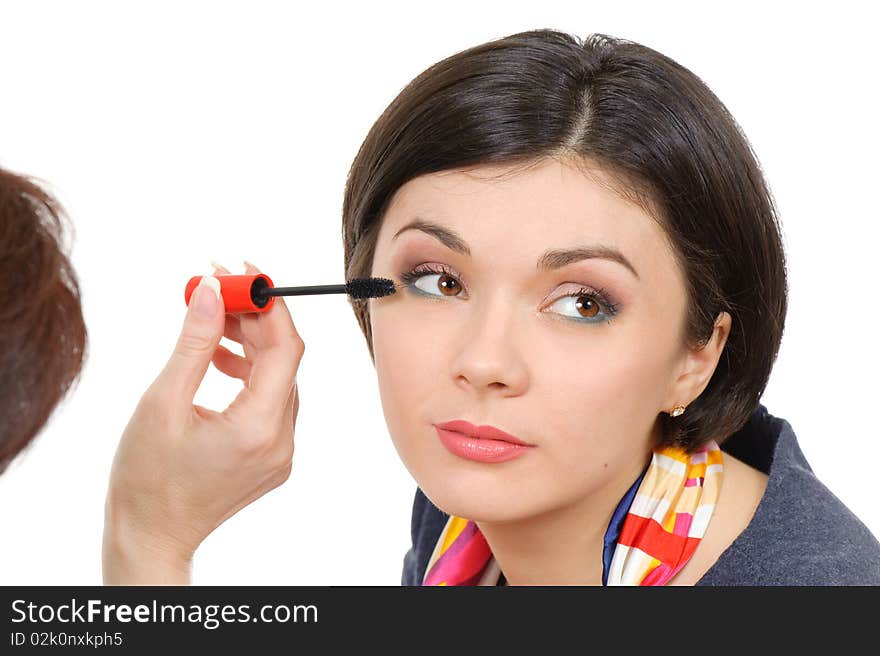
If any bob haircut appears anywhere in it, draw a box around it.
[342,29,787,453]
[0,167,87,472]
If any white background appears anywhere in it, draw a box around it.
[0,1,877,584]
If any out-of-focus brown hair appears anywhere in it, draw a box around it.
[0,167,87,472]
[341,29,788,452]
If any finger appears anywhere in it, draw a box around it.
[242,306,302,419]
[211,344,252,382]
[155,275,225,405]
[209,260,255,348]
[223,315,263,368]
[239,261,304,350]
[223,314,248,347]
[226,261,305,418]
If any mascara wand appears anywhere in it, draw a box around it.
[184,273,398,314]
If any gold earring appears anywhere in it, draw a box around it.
[670,404,686,417]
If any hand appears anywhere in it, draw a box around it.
[103,262,304,584]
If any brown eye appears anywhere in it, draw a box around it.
[400,266,466,298]
[437,274,462,296]
[575,295,600,318]
[544,287,617,325]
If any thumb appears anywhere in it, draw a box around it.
[157,275,225,404]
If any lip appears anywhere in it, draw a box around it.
[435,420,534,446]
[434,420,535,464]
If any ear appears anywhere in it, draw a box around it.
[664,311,732,413]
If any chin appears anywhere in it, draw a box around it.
[416,468,550,524]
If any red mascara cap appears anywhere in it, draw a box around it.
[184,273,276,314]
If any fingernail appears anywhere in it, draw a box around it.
[244,260,258,271]
[192,275,221,319]
[210,261,229,274]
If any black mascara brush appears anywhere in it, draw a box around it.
[258,278,397,299]
[184,273,398,313]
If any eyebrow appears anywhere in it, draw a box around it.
[391,218,640,280]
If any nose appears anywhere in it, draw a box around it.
[448,293,529,396]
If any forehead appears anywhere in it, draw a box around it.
[377,158,674,275]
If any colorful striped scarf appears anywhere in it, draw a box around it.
[422,440,723,586]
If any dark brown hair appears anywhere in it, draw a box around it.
[0,167,87,472]
[342,30,787,452]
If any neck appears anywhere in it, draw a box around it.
[475,451,651,586]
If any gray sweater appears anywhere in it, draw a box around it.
[402,404,880,585]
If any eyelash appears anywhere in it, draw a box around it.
[398,264,621,325]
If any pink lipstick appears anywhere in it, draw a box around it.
[434,420,535,463]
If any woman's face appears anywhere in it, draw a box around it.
[368,157,696,523]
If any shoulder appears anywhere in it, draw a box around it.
[698,404,880,585]
[698,464,880,585]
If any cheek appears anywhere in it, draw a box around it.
[555,338,670,412]
[370,305,440,460]
[535,326,676,469]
